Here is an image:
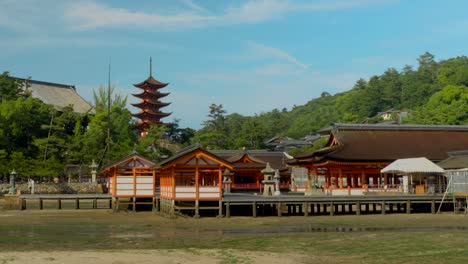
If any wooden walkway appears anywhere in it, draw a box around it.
[15,193,455,217]
[221,193,452,217]
[19,194,112,210]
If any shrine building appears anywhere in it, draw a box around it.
[287,123,468,195]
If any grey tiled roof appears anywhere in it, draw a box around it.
[14,77,93,114]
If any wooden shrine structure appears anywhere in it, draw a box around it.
[132,58,171,135]
[155,145,233,216]
[210,149,291,191]
[101,152,156,202]
[288,124,468,195]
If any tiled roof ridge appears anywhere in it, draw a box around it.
[331,123,468,131]
[12,77,76,90]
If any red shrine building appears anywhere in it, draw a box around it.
[132,59,172,136]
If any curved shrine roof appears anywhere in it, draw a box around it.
[293,123,468,163]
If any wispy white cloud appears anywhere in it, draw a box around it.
[0,0,64,33]
[247,41,309,69]
[180,0,209,13]
[65,1,215,31]
[63,0,395,31]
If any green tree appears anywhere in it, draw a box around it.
[194,104,229,149]
[0,97,51,156]
[81,86,135,166]
[407,85,468,124]
[0,72,23,102]
[438,56,468,87]
[380,68,402,109]
[241,117,266,149]
[136,125,171,160]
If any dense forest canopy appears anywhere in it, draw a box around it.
[1,52,467,178]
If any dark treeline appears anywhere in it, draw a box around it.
[1,52,467,178]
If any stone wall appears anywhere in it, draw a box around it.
[0,182,104,195]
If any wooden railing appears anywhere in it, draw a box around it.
[231,183,291,190]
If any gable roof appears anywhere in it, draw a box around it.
[155,144,233,170]
[210,149,287,170]
[13,77,93,114]
[100,152,156,173]
[438,151,468,170]
[292,123,468,163]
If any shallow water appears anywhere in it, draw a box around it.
[5,225,466,239]
[109,225,468,238]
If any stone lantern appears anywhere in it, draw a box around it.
[261,163,275,196]
[222,169,233,194]
[90,159,98,183]
[274,169,281,196]
[9,169,17,194]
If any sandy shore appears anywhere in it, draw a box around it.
[0,249,311,264]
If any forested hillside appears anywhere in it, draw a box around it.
[193,53,468,149]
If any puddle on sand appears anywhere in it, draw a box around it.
[3,225,468,239]
[107,226,468,238]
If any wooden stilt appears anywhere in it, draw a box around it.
[252,202,257,218]
[330,201,334,216]
[277,202,282,216]
[431,200,436,214]
[133,197,136,212]
[381,201,386,215]
[116,198,120,212]
[217,200,223,217]
[39,199,43,210]
[194,200,200,218]
[75,198,80,209]
[93,198,97,209]
[356,201,361,215]
[304,202,309,216]
[57,199,62,210]
[406,200,411,214]
[226,202,231,218]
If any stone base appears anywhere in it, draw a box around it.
[3,194,22,210]
[305,188,324,196]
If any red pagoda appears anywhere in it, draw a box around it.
[132,58,172,135]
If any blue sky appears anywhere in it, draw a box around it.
[1,0,468,129]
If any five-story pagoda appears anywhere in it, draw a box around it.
[132,58,171,136]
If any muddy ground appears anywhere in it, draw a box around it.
[0,210,468,263]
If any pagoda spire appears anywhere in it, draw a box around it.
[149,57,152,77]
[132,59,172,136]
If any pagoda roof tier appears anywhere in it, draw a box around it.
[132,91,170,99]
[134,121,160,129]
[132,110,171,119]
[133,76,168,89]
[134,121,171,128]
[131,101,171,109]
